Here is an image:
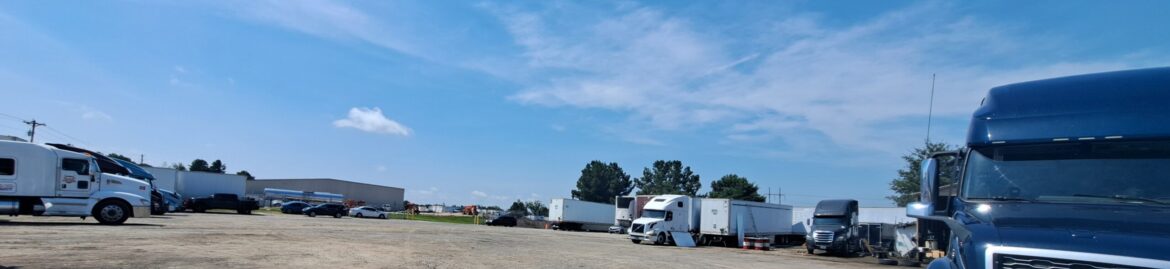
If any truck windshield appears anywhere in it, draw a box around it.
[642,209,666,219]
[812,217,845,225]
[963,141,1170,206]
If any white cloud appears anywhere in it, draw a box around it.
[79,106,112,121]
[375,165,387,172]
[471,190,488,198]
[488,3,1158,156]
[415,187,438,195]
[333,107,412,136]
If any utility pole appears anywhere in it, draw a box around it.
[23,120,45,143]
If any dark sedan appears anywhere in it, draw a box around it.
[303,203,347,218]
[281,201,311,214]
[485,215,517,227]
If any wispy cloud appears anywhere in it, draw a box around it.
[333,107,412,136]
[471,190,488,198]
[487,2,1157,156]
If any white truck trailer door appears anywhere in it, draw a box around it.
[56,158,96,198]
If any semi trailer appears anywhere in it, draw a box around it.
[0,140,152,224]
[698,198,794,246]
[907,67,1170,268]
[548,198,613,232]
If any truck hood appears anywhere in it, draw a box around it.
[631,217,661,227]
[966,202,1170,261]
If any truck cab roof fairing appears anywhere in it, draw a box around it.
[969,67,1170,146]
[44,143,132,176]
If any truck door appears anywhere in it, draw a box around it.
[57,158,97,197]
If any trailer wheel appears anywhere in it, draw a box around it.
[308,211,317,217]
[237,209,251,215]
[631,239,641,244]
[93,200,130,225]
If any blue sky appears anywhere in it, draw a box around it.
[1,1,1167,207]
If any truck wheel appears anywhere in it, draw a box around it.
[151,200,166,215]
[237,209,251,215]
[93,200,130,225]
[379,214,386,219]
[654,233,666,245]
[308,211,317,217]
[193,205,205,213]
[807,246,814,255]
[334,212,343,218]
[631,239,642,244]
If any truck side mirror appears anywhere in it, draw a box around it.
[908,151,958,219]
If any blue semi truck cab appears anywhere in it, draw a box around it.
[908,67,1170,268]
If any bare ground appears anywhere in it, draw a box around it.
[0,212,894,269]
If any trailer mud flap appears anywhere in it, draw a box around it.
[671,232,696,247]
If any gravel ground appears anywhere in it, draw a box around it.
[0,212,895,269]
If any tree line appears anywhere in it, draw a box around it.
[570,159,766,206]
[104,153,256,181]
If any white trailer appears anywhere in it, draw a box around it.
[142,167,246,199]
[549,198,613,232]
[699,199,794,246]
[791,207,914,235]
[0,140,152,224]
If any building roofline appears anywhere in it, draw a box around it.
[254,178,404,191]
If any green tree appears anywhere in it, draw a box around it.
[236,170,255,180]
[707,174,766,202]
[189,159,211,172]
[635,160,702,196]
[887,141,960,206]
[524,200,548,217]
[107,153,133,163]
[571,161,633,204]
[508,200,528,216]
[171,162,187,171]
[209,159,226,173]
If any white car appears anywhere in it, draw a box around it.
[348,206,387,219]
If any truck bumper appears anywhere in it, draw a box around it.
[132,206,151,218]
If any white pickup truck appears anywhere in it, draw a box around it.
[0,140,152,224]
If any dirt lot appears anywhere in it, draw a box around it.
[1,212,895,268]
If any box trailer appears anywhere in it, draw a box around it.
[614,195,654,228]
[549,198,613,232]
[698,199,794,246]
[142,167,246,199]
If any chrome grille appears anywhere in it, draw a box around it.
[631,224,644,234]
[995,254,1147,269]
[813,231,834,244]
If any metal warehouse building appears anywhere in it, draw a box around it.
[246,178,405,211]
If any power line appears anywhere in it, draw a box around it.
[0,112,23,122]
[42,125,89,147]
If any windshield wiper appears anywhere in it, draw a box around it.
[1071,194,1169,205]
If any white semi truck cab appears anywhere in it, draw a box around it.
[628,195,700,245]
[0,140,152,224]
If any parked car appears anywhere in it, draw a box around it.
[349,206,387,219]
[486,215,517,227]
[159,189,183,212]
[303,203,347,218]
[281,201,311,214]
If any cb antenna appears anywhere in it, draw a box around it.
[926,74,936,144]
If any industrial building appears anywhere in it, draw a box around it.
[246,178,405,211]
